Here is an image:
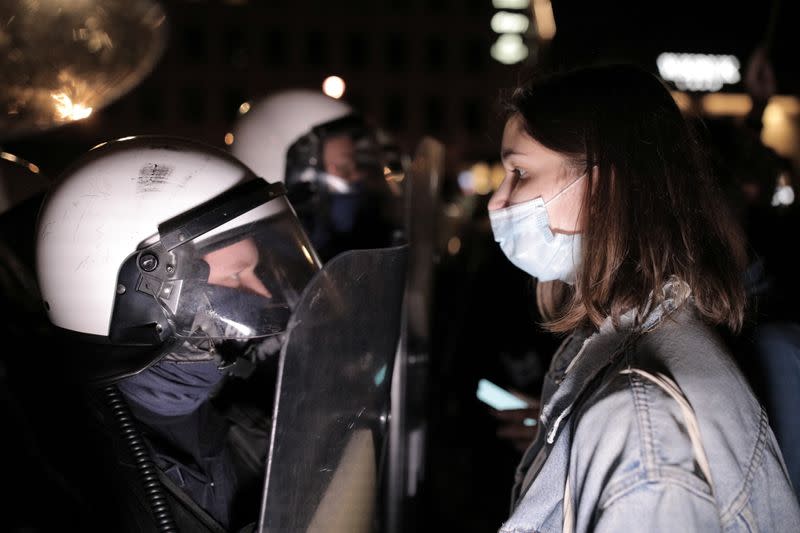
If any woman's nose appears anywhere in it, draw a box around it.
[488,175,512,211]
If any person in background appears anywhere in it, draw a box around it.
[703,43,800,501]
[230,89,403,262]
[487,63,800,532]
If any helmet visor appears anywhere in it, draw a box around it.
[156,195,320,341]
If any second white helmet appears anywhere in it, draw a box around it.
[231,89,354,185]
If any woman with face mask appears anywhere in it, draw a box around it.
[488,64,800,533]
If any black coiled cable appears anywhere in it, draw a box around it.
[104,384,178,533]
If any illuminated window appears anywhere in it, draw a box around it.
[490,33,528,65]
[656,53,741,92]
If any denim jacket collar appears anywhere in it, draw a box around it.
[539,278,691,446]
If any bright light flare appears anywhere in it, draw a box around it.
[51,92,92,121]
[491,12,530,33]
[532,0,556,40]
[493,0,530,8]
[447,236,462,256]
[490,34,528,65]
[657,53,740,92]
[300,245,314,265]
[322,76,346,99]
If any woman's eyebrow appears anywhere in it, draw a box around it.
[500,148,523,162]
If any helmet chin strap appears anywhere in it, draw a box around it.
[163,338,218,363]
[163,337,259,379]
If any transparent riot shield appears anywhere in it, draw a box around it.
[387,137,444,533]
[257,244,408,533]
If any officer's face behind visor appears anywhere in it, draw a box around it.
[154,192,321,345]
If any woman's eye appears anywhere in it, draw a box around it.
[513,168,528,179]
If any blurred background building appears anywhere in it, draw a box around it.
[4,0,799,177]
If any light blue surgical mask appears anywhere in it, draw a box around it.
[489,175,585,284]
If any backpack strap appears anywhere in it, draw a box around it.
[562,368,715,533]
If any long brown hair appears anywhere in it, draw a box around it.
[506,64,747,333]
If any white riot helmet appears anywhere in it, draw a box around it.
[231,89,403,261]
[35,135,321,384]
[231,89,354,186]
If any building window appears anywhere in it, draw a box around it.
[464,0,486,15]
[424,36,446,71]
[384,95,407,132]
[462,98,483,133]
[387,0,413,12]
[305,30,328,67]
[263,30,288,68]
[223,27,249,68]
[384,34,408,71]
[425,95,444,134]
[426,0,448,12]
[345,33,369,70]
[182,25,208,65]
[463,37,487,72]
[180,87,206,125]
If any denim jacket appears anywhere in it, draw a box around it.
[500,284,800,533]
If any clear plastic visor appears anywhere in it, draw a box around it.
[156,196,320,341]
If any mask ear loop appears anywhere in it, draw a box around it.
[541,173,586,280]
[543,173,586,207]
